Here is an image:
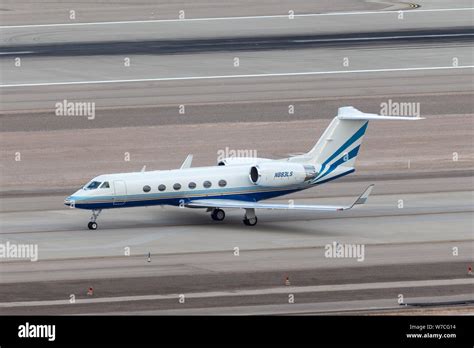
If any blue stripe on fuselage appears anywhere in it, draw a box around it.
[67,184,301,205]
[70,169,356,210]
[69,188,302,210]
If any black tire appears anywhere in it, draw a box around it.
[211,209,225,221]
[88,221,98,230]
[243,217,257,226]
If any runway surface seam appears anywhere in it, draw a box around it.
[2,65,473,88]
[1,7,473,29]
[1,278,472,308]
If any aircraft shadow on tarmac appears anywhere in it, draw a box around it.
[89,208,341,237]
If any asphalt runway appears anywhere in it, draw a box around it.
[1,0,471,27]
[2,41,473,87]
[0,176,472,314]
[1,115,472,193]
[3,28,473,58]
[0,0,386,26]
[0,0,473,315]
[1,3,472,45]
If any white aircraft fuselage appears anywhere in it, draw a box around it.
[65,106,422,229]
[65,162,331,210]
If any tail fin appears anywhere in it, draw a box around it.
[302,106,423,184]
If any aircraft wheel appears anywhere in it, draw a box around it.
[243,217,257,226]
[88,221,98,230]
[211,209,225,221]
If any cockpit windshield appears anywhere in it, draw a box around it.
[84,181,101,190]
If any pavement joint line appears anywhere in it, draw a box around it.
[1,7,472,29]
[0,97,473,115]
[1,209,472,236]
[0,278,472,308]
[1,66,473,88]
[69,295,474,315]
[0,241,472,265]
[291,33,474,43]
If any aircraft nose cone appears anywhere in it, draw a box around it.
[65,188,84,206]
[64,196,74,206]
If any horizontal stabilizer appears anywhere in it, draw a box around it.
[337,106,424,120]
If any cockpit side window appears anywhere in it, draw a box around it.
[85,181,101,190]
[100,182,110,189]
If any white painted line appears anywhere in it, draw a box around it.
[84,294,474,315]
[0,278,471,308]
[0,51,34,55]
[1,8,472,29]
[1,66,473,88]
[292,33,474,43]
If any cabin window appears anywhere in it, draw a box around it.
[100,182,110,189]
[173,183,181,190]
[85,181,101,190]
[218,180,227,187]
[188,182,196,189]
[158,184,166,191]
[203,181,212,188]
[143,185,151,193]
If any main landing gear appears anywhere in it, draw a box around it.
[211,208,226,221]
[243,208,257,226]
[88,209,102,230]
[209,208,258,226]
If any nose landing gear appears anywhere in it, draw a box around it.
[88,209,102,230]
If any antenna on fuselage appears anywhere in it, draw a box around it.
[141,165,146,172]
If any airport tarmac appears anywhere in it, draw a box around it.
[2,0,472,26]
[0,0,473,315]
[2,43,472,88]
[0,115,472,193]
[0,176,472,314]
[1,1,472,44]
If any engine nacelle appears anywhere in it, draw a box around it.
[218,157,272,166]
[249,162,318,186]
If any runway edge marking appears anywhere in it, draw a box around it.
[0,278,472,308]
[1,7,472,29]
[1,65,473,88]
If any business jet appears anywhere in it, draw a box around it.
[65,106,422,230]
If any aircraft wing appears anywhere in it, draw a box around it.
[187,185,374,211]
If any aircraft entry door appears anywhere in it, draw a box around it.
[113,180,127,206]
